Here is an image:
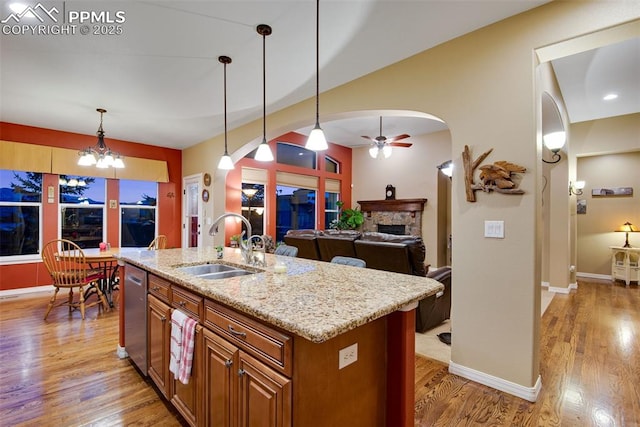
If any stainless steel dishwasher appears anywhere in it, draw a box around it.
[124,263,148,375]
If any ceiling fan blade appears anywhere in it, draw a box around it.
[389,142,413,148]
[361,135,375,141]
[387,133,410,142]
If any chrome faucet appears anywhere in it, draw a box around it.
[209,213,253,265]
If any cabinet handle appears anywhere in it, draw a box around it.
[228,325,247,338]
[160,316,166,322]
[225,359,233,368]
[152,286,160,291]
[238,369,245,377]
[178,301,186,307]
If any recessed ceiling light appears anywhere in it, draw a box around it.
[603,93,618,101]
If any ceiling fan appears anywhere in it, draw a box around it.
[361,116,413,159]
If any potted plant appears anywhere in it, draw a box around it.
[230,234,241,248]
[329,201,364,230]
[215,245,224,259]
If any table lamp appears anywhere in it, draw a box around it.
[616,221,638,248]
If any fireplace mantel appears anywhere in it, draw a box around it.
[358,198,427,213]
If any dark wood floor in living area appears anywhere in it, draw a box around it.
[0,278,638,426]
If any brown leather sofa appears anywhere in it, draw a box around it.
[317,230,361,262]
[282,229,322,260]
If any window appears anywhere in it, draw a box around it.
[242,183,265,237]
[0,170,42,258]
[275,185,316,242]
[277,142,317,169]
[60,175,105,249]
[325,192,340,229]
[325,156,339,173]
[120,180,157,247]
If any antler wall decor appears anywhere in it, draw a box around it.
[462,145,526,202]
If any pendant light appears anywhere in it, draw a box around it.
[217,55,235,170]
[305,0,328,151]
[254,24,274,162]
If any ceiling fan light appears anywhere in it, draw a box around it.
[382,145,392,158]
[218,153,235,170]
[255,141,274,162]
[369,146,379,159]
[306,124,328,151]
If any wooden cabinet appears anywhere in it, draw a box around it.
[171,324,203,427]
[238,351,291,427]
[203,328,291,427]
[145,280,385,427]
[148,294,172,398]
[203,328,238,427]
[202,302,292,427]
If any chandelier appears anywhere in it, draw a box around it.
[78,108,125,169]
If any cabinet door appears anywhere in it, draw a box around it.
[203,329,239,427]
[238,352,291,427]
[171,322,202,427]
[148,294,171,398]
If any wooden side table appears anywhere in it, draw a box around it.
[610,246,640,285]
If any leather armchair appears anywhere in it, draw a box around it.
[416,267,452,332]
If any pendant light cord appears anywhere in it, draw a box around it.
[262,29,267,142]
[223,60,228,154]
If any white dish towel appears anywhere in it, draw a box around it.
[169,309,188,377]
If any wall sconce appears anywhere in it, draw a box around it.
[542,131,566,164]
[569,180,585,196]
[437,160,453,178]
[616,221,638,248]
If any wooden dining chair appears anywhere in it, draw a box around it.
[148,235,167,250]
[41,239,109,320]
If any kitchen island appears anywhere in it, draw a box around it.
[116,247,443,427]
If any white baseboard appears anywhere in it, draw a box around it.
[0,285,53,298]
[541,281,550,288]
[577,272,611,281]
[117,345,128,359]
[449,360,542,402]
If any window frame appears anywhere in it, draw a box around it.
[0,170,43,263]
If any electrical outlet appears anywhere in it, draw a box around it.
[338,343,358,370]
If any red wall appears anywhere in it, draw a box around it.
[224,131,352,243]
[0,122,183,291]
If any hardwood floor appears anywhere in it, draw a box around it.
[0,278,638,426]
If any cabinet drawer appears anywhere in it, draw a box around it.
[172,286,203,321]
[204,300,292,376]
[149,274,171,303]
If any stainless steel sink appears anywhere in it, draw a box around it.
[177,263,238,275]
[176,263,256,280]
[197,270,255,280]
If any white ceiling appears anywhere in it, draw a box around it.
[1,1,637,152]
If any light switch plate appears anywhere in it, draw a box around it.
[484,220,504,238]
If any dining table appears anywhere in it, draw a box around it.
[68,247,147,308]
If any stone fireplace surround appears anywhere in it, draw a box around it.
[358,199,427,236]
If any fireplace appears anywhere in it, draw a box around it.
[377,224,406,235]
[358,198,427,236]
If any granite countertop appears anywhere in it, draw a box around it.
[117,247,443,343]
